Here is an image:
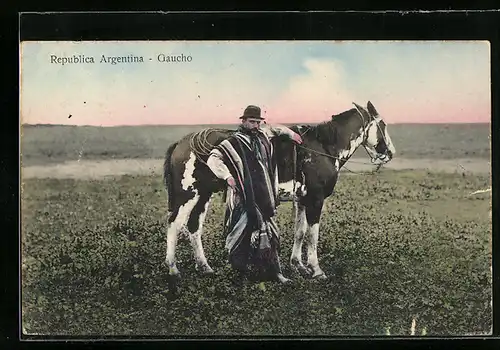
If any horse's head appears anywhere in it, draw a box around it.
[354,101,396,164]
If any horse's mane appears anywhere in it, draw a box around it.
[309,108,358,145]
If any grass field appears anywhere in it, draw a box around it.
[20,123,492,337]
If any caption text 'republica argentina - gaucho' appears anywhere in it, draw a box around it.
[50,54,193,65]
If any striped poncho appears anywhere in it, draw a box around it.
[209,127,281,268]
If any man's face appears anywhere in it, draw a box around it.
[241,118,261,131]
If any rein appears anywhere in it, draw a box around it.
[295,143,384,175]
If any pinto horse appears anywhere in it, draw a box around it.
[162,101,396,281]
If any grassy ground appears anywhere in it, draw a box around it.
[21,170,492,337]
[20,123,491,166]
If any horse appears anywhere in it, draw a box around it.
[162,101,396,282]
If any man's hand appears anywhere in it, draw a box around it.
[291,132,303,144]
[227,176,237,189]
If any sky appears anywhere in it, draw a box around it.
[20,40,491,126]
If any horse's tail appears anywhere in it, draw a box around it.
[164,141,178,212]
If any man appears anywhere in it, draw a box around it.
[206,105,302,284]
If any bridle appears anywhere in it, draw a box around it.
[351,103,391,164]
[293,104,391,168]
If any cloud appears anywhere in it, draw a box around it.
[266,58,355,124]
[20,41,491,126]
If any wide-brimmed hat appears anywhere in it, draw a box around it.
[240,105,265,120]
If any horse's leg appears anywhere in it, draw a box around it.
[165,192,200,277]
[165,209,181,277]
[186,192,214,275]
[290,203,311,275]
[305,199,327,279]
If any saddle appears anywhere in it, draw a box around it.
[188,128,233,164]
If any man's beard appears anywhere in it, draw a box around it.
[239,125,259,135]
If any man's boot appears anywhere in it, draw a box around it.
[269,254,291,284]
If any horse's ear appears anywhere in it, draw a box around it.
[352,102,364,111]
[367,101,378,116]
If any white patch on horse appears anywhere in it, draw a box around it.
[366,122,379,146]
[166,152,200,274]
[278,180,306,197]
[338,128,364,160]
[306,223,325,277]
[291,205,308,264]
[299,183,307,196]
[385,126,396,155]
[181,152,197,191]
[165,194,200,274]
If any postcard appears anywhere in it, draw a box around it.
[20,40,492,338]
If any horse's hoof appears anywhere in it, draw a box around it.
[166,261,181,276]
[169,271,181,279]
[201,266,215,276]
[312,272,328,280]
[196,263,214,275]
[276,273,292,284]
